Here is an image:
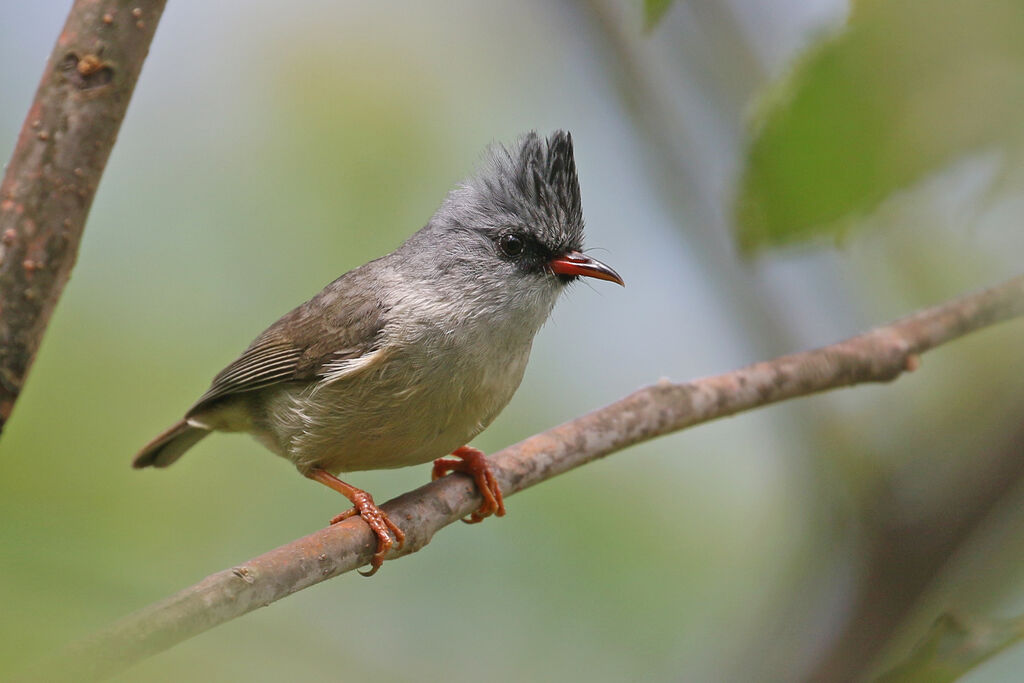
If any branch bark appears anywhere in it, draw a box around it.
[36,273,1024,682]
[0,0,165,431]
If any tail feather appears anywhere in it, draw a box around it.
[133,419,209,468]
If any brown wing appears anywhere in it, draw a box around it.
[186,273,387,417]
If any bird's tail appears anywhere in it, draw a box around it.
[132,419,209,468]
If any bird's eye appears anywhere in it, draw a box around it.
[498,232,525,258]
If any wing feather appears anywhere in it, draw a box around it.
[184,267,388,417]
[188,344,304,412]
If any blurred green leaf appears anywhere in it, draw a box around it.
[877,612,1024,682]
[735,0,1024,251]
[643,0,675,32]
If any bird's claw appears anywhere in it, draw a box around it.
[330,490,405,576]
[432,446,506,523]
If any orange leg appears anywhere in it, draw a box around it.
[306,469,405,576]
[432,446,506,524]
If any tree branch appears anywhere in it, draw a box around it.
[48,273,1024,681]
[0,0,165,432]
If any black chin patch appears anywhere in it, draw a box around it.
[555,273,577,285]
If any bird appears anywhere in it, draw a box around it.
[133,130,624,575]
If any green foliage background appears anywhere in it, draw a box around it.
[1,2,1024,681]
[737,0,1024,251]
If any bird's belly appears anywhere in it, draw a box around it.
[264,346,530,474]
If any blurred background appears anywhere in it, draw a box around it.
[2,1,1023,680]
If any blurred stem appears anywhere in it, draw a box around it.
[0,1,165,432]
[39,273,1024,682]
[810,419,1024,681]
[878,612,1024,682]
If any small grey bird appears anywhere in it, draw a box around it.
[133,131,623,574]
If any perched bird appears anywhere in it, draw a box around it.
[133,131,623,574]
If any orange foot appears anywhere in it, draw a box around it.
[307,469,405,576]
[432,446,506,524]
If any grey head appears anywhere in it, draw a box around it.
[396,131,623,314]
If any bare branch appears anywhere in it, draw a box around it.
[0,1,166,431]
[45,273,1024,681]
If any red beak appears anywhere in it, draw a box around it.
[548,251,624,286]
